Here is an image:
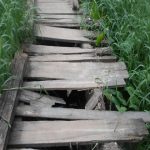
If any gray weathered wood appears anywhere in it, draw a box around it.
[8,119,148,148]
[19,90,65,107]
[35,24,91,43]
[28,55,116,62]
[0,53,28,150]
[23,79,126,90]
[25,61,128,81]
[101,142,123,150]
[72,0,79,10]
[8,149,37,150]
[85,89,105,110]
[24,45,112,55]
[16,106,150,123]
[37,14,81,19]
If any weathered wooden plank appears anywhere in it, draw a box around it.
[23,79,126,90]
[35,24,91,43]
[85,89,104,110]
[101,142,123,150]
[37,14,81,19]
[36,21,80,28]
[9,119,148,148]
[16,106,150,122]
[25,61,128,81]
[24,45,112,55]
[28,55,116,62]
[37,18,80,24]
[8,149,37,150]
[37,0,71,3]
[19,90,65,107]
[36,6,80,15]
[0,53,28,150]
[72,0,79,10]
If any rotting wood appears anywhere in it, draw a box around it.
[85,89,105,110]
[37,22,80,28]
[72,0,79,10]
[23,78,126,90]
[0,53,28,150]
[25,61,128,81]
[35,24,91,43]
[81,43,93,49]
[8,149,38,150]
[28,55,117,62]
[37,14,81,19]
[36,0,70,2]
[8,119,148,148]
[19,90,65,107]
[23,44,112,56]
[16,106,150,122]
[100,142,123,150]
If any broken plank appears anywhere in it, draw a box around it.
[22,79,126,90]
[37,7,80,15]
[9,119,148,148]
[16,106,150,123]
[85,89,104,110]
[36,21,80,28]
[37,18,80,24]
[19,90,65,107]
[35,24,91,43]
[28,55,116,62]
[0,53,28,150]
[24,45,112,55]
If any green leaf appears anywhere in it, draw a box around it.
[96,32,105,46]
[116,105,127,112]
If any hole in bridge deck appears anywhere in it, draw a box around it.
[34,39,81,47]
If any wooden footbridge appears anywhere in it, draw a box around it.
[0,0,149,150]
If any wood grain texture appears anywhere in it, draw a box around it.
[19,90,65,107]
[38,14,81,19]
[0,53,28,150]
[9,119,148,148]
[16,106,150,122]
[23,79,126,90]
[24,44,112,55]
[35,24,91,43]
[85,89,104,110]
[25,61,128,81]
[28,55,116,62]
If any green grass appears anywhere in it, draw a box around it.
[81,0,150,112]
[0,0,34,93]
[81,0,150,149]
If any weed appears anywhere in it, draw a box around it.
[0,0,34,92]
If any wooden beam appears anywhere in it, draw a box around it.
[28,55,117,62]
[35,24,91,43]
[24,44,112,56]
[23,79,126,90]
[85,89,105,110]
[16,106,150,123]
[0,53,28,150]
[19,90,65,107]
[9,119,148,148]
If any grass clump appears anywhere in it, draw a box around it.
[81,0,150,149]
[0,0,34,93]
[81,0,150,112]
